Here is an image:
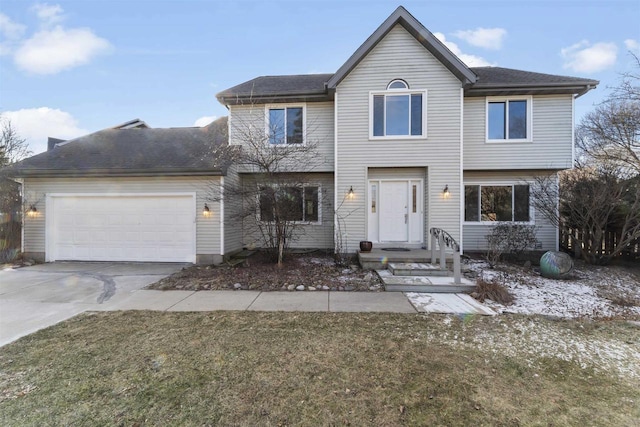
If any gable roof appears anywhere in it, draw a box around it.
[217,7,598,105]
[327,6,477,89]
[2,117,233,178]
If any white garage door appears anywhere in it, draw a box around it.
[48,195,196,263]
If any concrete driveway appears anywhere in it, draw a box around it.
[0,262,186,347]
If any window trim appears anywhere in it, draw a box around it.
[264,103,307,146]
[463,183,534,225]
[369,89,428,140]
[485,96,533,143]
[256,183,322,225]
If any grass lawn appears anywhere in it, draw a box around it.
[1,312,638,426]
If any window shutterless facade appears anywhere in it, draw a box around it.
[369,80,427,139]
[258,185,320,223]
[266,105,305,145]
[486,96,532,142]
[464,184,530,222]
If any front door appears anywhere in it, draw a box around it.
[368,179,423,243]
[379,181,408,241]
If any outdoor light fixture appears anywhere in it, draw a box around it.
[27,205,38,217]
[203,203,211,217]
[347,186,355,200]
[443,185,450,199]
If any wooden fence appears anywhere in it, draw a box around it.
[560,227,640,260]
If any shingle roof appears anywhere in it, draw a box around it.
[470,66,598,89]
[3,117,232,177]
[218,66,598,103]
[217,74,334,104]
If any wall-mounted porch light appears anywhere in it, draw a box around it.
[442,185,450,199]
[27,205,38,217]
[347,186,355,200]
[203,203,211,217]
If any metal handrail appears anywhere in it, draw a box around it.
[429,228,460,253]
[429,227,461,284]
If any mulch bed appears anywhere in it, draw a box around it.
[147,252,383,291]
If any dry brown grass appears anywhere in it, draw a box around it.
[1,312,638,426]
[474,275,516,305]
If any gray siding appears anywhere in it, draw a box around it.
[336,24,463,251]
[228,101,334,172]
[241,173,334,249]
[462,171,558,251]
[23,176,222,259]
[464,95,573,170]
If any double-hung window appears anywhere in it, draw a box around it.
[259,185,320,223]
[267,106,304,145]
[486,96,532,142]
[371,80,427,138]
[464,184,530,222]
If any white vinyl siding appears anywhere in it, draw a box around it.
[229,101,334,172]
[336,24,463,251]
[223,165,244,255]
[462,171,557,251]
[23,176,221,260]
[464,95,574,170]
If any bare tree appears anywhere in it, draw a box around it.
[0,115,31,167]
[212,103,332,266]
[0,115,31,260]
[531,169,640,265]
[576,52,640,175]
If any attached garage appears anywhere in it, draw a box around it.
[46,194,196,263]
[5,117,234,264]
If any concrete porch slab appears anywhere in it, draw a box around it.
[406,292,496,316]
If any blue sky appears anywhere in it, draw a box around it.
[1,0,638,154]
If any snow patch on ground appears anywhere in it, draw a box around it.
[466,259,640,319]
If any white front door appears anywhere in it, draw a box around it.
[379,181,408,241]
[368,180,423,243]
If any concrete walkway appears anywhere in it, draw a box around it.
[1,262,493,347]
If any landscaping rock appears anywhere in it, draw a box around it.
[287,284,296,291]
[296,285,305,291]
[322,285,330,291]
[345,286,355,291]
[233,283,242,290]
[330,287,337,291]
[308,286,316,291]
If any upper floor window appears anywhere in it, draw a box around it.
[267,105,304,145]
[486,96,532,142]
[464,184,530,222]
[370,80,426,139]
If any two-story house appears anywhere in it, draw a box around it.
[216,6,597,258]
[5,6,597,264]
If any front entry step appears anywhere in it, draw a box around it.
[377,270,476,293]
[387,262,449,277]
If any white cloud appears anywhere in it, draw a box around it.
[194,116,217,127]
[453,27,507,50]
[0,13,26,39]
[4,107,87,154]
[434,32,494,67]
[561,40,618,73]
[0,13,27,55]
[624,39,639,52]
[31,3,64,27]
[14,26,111,74]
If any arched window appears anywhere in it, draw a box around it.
[387,79,409,90]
